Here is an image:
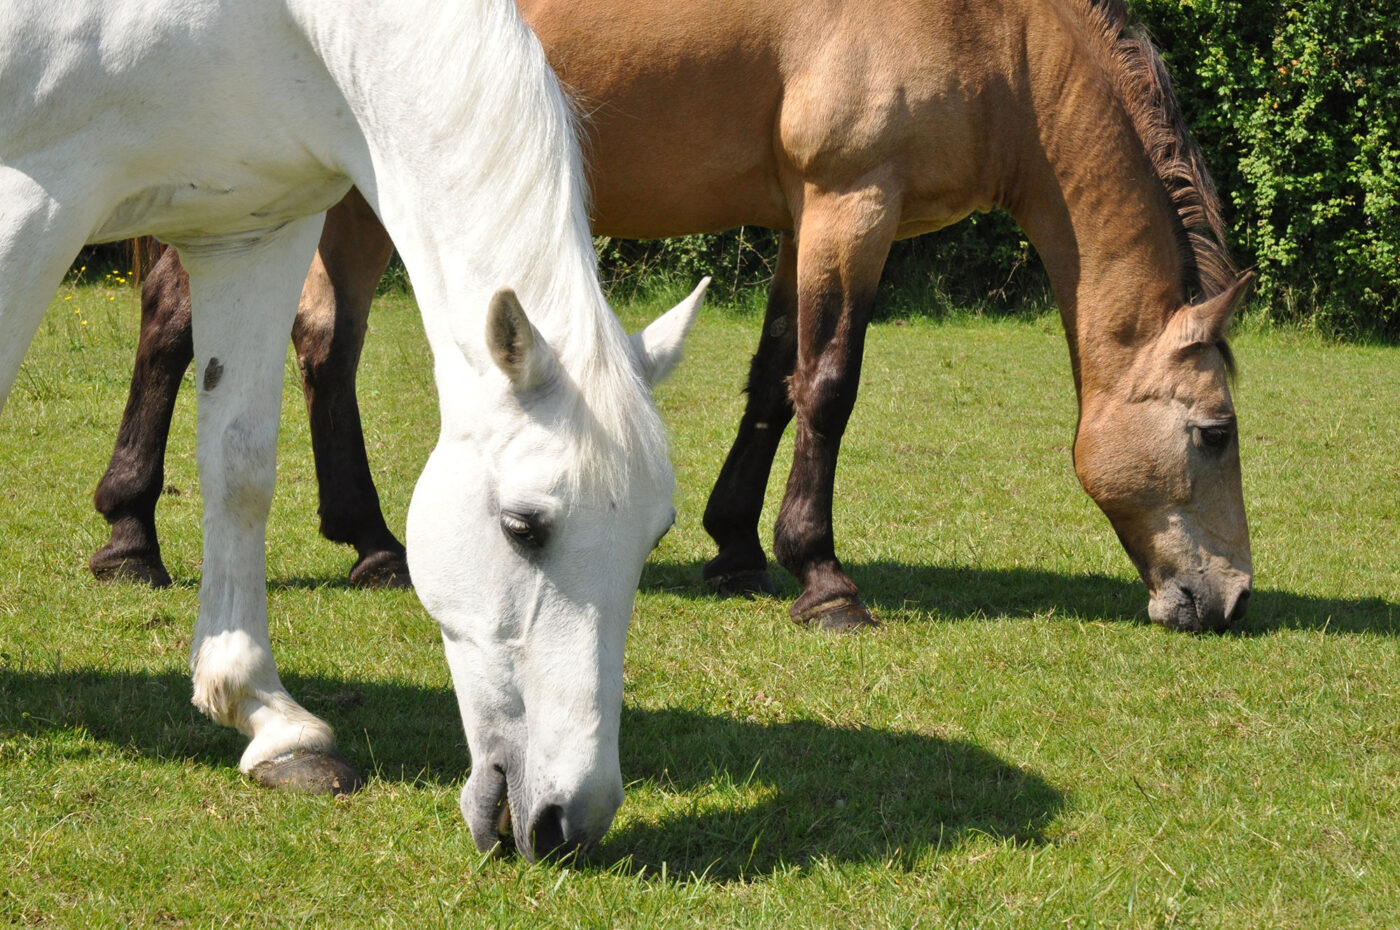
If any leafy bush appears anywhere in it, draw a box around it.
[595,230,778,304]
[595,212,1050,320]
[1136,0,1400,335]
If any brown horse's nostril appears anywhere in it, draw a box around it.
[1226,587,1251,625]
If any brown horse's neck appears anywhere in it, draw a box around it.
[999,1,1192,401]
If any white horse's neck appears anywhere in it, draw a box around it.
[292,0,653,465]
[294,0,605,347]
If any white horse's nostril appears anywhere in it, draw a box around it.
[527,803,569,861]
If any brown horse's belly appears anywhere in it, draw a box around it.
[589,169,792,240]
[893,205,985,241]
[523,0,792,239]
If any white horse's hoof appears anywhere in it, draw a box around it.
[249,749,364,796]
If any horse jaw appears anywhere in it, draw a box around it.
[629,276,709,386]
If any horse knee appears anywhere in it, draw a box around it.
[292,288,366,385]
[744,347,796,410]
[790,361,859,437]
[215,413,279,523]
[138,250,195,347]
[292,309,335,378]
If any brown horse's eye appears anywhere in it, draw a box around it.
[1194,424,1233,452]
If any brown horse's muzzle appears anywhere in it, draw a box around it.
[1148,575,1252,632]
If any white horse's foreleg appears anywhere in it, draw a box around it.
[180,216,361,794]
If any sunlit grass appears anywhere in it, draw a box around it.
[2,281,1399,926]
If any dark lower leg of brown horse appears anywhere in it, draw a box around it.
[770,195,895,631]
[91,191,406,588]
[290,191,407,587]
[701,234,798,597]
[89,245,190,587]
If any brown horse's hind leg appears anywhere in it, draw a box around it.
[90,245,190,588]
[291,191,407,588]
[771,189,897,632]
[701,234,798,598]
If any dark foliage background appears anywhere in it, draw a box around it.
[1136,0,1400,335]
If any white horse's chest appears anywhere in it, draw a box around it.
[91,172,353,247]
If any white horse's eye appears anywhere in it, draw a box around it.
[501,512,545,548]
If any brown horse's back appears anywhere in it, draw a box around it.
[522,0,1007,239]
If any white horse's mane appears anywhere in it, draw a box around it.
[321,0,668,494]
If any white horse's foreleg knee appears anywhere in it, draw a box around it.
[181,216,359,792]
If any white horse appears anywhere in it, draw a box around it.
[0,0,706,860]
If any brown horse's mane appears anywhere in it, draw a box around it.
[1080,0,1236,302]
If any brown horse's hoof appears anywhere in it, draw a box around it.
[249,748,364,796]
[703,568,778,599]
[89,551,173,588]
[348,550,412,589]
[793,598,879,633]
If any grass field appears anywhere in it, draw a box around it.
[2,277,1399,927]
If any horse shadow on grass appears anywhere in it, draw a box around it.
[600,708,1061,880]
[0,661,1063,882]
[641,558,1400,636]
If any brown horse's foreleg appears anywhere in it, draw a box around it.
[90,245,190,587]
[771,191,897,631]
[701,234,798,597]
[290,190,407,587]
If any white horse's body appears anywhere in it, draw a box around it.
[0,0,703,859]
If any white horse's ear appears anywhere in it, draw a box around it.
[486,288,556,391]
[630,277,709,386]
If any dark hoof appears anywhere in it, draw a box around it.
[703,569,778,599]
[249,748,364,796]
[793,598,879,633]
[348,550,411,589]
[89,550,173,588]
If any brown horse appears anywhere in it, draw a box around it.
[92,0,1253,631]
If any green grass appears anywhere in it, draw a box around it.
[3,278,1400,927]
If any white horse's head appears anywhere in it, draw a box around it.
[407,279,707,861]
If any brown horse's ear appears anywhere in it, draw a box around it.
[1167,272,1255,349]
[486,288,556,391]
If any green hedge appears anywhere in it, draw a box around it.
[602,1,1400,334]
[1137,0,1400,334]
[595,213,1048,317]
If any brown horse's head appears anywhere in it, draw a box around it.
[1073,275,1253,632]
